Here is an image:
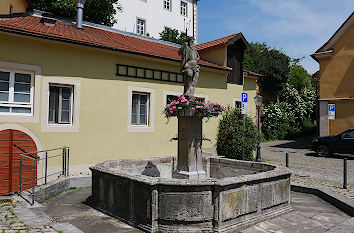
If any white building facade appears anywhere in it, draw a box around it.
[114,0,199,42]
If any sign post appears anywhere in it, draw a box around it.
[328,104,335,136]
[241,93,248,160]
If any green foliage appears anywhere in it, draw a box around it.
[262,83,317,140]
[289,59,315,92]
[216,108,258,160]
[31,0,121,26]
[261,103,292,140]
[159,27,187,45]
[244,42,290,96]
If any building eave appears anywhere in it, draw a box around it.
[314,11,354,55]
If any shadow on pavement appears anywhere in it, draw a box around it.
[270,135,315,150]
[305,152,354,160]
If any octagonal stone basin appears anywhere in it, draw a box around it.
[89,156,292,233]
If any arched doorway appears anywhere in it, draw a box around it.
[0,129,38,196]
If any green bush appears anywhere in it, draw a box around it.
[216,108,258,160]
[262,83,317,141]
[261,103,290,140]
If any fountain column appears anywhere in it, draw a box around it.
[173,110,206,179]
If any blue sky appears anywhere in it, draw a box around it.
[198,0,354,74]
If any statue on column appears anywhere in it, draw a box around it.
[178,37,200,99]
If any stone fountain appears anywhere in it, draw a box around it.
[89,37,292,233]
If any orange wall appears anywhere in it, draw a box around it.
[0,0,28,15]
[318,23,354,99]
[328,101,354,135]
[199,47,227,67]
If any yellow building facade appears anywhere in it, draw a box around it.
[0,0,29,15]
[0,13,259,182]
[312,11,354,136]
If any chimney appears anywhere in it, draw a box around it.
[76,0,86,29]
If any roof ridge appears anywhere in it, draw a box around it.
[197,33,240,46]
[31,10,181,48]
[0,15,230,71]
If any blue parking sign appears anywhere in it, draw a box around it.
[328,104,335,112]
[242,93,248,103]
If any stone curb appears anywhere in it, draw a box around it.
[291,183,354,217]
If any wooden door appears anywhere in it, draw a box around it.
[0,129,37,196]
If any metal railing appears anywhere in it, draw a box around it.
[15,145,70,205]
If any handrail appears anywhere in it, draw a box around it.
[19,146,69,156]
[14,144,37,159]
[17,145,70,205]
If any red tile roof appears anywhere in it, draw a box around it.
[244,69,262,77]
[0,16,230,71]
[196,33,240,51]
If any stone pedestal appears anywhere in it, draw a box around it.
[173,111,206,179]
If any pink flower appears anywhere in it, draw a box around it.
[170,111,173,114]
[178,107,182,110]
[169,108,172,111]
[212,109,215,112]
[224,106,227,110]
[186,102,189,105]
[191,107,195,111]
[204,113,207,116]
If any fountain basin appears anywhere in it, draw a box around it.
[89,157,292,233]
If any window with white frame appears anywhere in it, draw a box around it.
[137,19,145,35]
[131,92,150,126]
[235,100,242,111]
[48,85,73,124]
[164,0,171,10]
[180,1,187,16]
[0,70,33,115]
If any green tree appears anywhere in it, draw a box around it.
[288,58,315,93]
[216,108,258,160]
[31,0,121,27]
[159,27,187,45]
[244,42,291,99]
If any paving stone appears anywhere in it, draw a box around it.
[241,225,271,233]
[310,212,349,224]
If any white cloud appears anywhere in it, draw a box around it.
[199,0,353,74]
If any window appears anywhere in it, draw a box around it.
[235,101,242,110]
[0,70,33,115]
[131,92,149,126]
[342,130,354,139]
[180,1,187,16]
[137,19,145,35]
[48,85,73,125]
[166,95,179,105]
[164,0,171,10]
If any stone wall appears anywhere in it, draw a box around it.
[89,157,292,232]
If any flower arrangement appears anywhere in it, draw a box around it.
[163,96,226,118]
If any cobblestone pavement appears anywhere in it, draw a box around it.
[0,197,60,233]
[243,192,353,233]
[43,188,142,233]
[260,135,354,200]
